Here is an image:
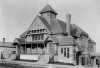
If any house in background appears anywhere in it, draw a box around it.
[13,4,96,65]
[0,38,16,60]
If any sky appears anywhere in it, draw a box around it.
[0,0,100,52]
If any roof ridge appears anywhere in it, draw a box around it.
[39,4,57,15]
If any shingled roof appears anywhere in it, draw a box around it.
[50,19,66,34]
[70,24,88,38]
[20,15,88,38]
[14,38,25,44]
[39,4,57,15]
[20,4,89,39]
[27,15,51,31]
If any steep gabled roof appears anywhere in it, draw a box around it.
[27,15,51,31]
[27,15,39,30]
[38,16,51,31]
[20,15,51,37]
[57,19,66,33]
[20,15,89,38]
[39,4,57,15]
[20,30,28,38]
[71,24,89,38]
[14,38,25,44]
[50,19,66,34]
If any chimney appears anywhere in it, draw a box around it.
[66,13,71,36]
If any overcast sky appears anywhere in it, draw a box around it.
[0,0,100,52]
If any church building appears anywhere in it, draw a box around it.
[13,4,96,65]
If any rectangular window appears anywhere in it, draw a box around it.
[64,48,66,57]
[61,48,63,54]
[40,29,42,33]
[35,35,37,40]
[32,30,34,33]
[41,34,44,40]
[37,30,39,33]
[67,48,70,58]
[32,35,34,40]
[38,35,40,40]
[43,29,45,32]
[34,30,36,33]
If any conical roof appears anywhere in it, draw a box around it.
[39,4,57,15]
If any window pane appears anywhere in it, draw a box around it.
[67,48,70,58]
[64,48,66,57]
[61,48,63,54]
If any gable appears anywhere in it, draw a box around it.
[20,15,51,38]
[28,15,48,31]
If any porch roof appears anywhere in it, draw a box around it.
[13,38,45,45]
[20,41,45,44]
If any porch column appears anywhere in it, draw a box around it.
[56,43,58,55]
[85,55,88,65]
[93,57,96,66]
[25,43,26,54]
[16,44,20,60]
[31,43,32,54]
[43,43,45,54]
[37,43,38,53]
[79,55,82,65]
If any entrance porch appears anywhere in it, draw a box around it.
[16,42,47,61]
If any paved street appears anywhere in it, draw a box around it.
[0,63,98,68]
[0,60,98,68]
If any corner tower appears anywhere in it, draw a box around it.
[39,4,58,24]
